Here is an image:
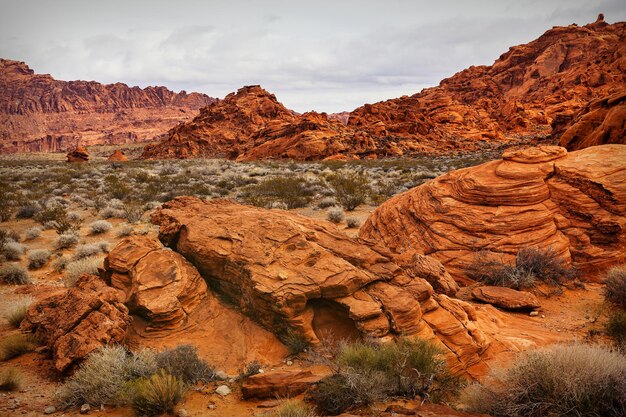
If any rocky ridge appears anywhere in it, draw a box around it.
[0,59,216,153]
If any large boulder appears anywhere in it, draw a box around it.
[151,197,489,373]
[107,149,129,161]
[471,286,540,310]
[360,145,626,282]
[66,146,89,162]
[20,274,131,372]
[103,236,208,331]
[241,369,327,400]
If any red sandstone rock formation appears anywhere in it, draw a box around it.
[471,286,540,310]
[347,18,626,154]
[555,90,626,150]
[360,145,626,283]
[107,149,129,161]
[66,146,89,162]
[0,59,216,153]
[103,236,208,331]
[151,197,491,373]
[20,274,131,372]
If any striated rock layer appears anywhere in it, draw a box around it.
[347,17,626,154]
[0,59,215,153]
[151,197,490,373]
[21,274,131,372]
[555,90,626,150]
[360,145,626,283]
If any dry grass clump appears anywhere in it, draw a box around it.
[0,264,31,285]
[73,242,109,260]
[271,399,316,417]
[604,264,626,310]
[154,344,215,384]
[5,298,32,328]
[0,367,23,391]
[244,175,316,209]
[131,370,185,417]
[24,226,42,240]
[345,217,361,229]
[309,338,462,415]
[2,241,25,261]
[55,232,79,250]
[463,344,626,417]
[89,220,112,234]
[27,249,52,269]
[116,224,134,237]
[467,247,575,290]
[327,207,345,224]
[0,333,38,361]
[64,256,103,287]
[606,309,626,350]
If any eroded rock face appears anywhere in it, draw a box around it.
[360,145,626,282]
[103,236,208,331]
[151,197,490,373]
[20,274,131,372]
[66,146,89,162]
[471,286,540,310]
[241,370,327,400]
[107,149,129,161]
[0,59,215,153]
[555,90,626,151]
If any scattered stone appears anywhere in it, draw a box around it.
[44,406,56,414]
[215,385,231,396]
[207,404,216,410]
[177,408,187,417]
[285,360,293,366]
[80,404,90,414]
[215,370,228,380]
[529,311,539,317]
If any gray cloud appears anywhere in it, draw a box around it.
[0,0,624,112]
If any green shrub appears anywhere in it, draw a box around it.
[28,249,52,269]
[605,264,626,310]
[309,338,462,415]
[154,344,215,384]
[244,176,315,209]
[606,309,626,349]
[326,171,370,211]
[467,247,575,290]
[0,264,31,285]
[131,370,185,417]
[271,399,316,417]
[0,333,38,360]
[464,344,626,417]
[0,367,23,391]
[5,299,32,328]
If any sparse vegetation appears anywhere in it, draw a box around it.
[463,344,626,417]
[244,175,316,209]
[55,232,79,250]
[5,298,32,328]
[154,344,215,384]
[327,207,345,224]
[27,249,52,269]
[467,247,575,290]
[64,256,103,287]
[309,338,462,415]
[326,171,370,211]
[281,329,309,355]
[24,226,42,240]
[0,333,38,361]
[0,264,31,285]
[89,220,113,234]
[0,367,23,391]
[2,240,25,261]
[271,399,316,417]
[345,217,361,228]
[238,360,262,379]
[605,264,626,310]
[131,370,185,417]
[606,309,626,349]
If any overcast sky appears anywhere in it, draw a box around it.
[1,1,624,113]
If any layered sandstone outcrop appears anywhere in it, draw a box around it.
[66,146,89,162]
[360,145,626,283]
[348,17,626,154]
[20,274,131,372]
[151,197,490,373]
[555,90,626,150]
[103,236,208,331]
[471,286,540,310]
[0,59,215,153]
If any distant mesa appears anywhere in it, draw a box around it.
[0,58,216,153]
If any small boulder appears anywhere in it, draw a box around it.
[471,286,540,310]
[215,385,231,396]
[241,370,326,400]
[66,146,89,163]
[107,149,129,162]
[44,406,56,414]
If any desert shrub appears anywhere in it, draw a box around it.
[66,211,82,221]
[606,309,626,349]
[317,196,337,209]
[271,399,316,417]
[117,224,134,238]
[99,206,125,219]
[35,206,80,234]
[5,298,32,328]
[0,367,23,391]
[27,249,51,269]
[605,264,626,310]
[326,171,370,211]
[15,204,40,219]
[52,255,70,272]
[245,175,315,209]
[55,232,79,250]
[73,242,108,260]
[281,329,309,355]
[238,360,262,379]
[345,217,361,229]
[327,207,345,224]
[2,241,25,261]
[0,333,38,360]
[64,256,103,287]
[24,226,42,240]
[89,220,112,234]
[464,344,626,417]
[310,338,461,415]
[0,264,31,285]
[467,247,575,290]
[123,201,145,224]
[154,344,215,384]
[56,345,156,408]
[131,370,185,417]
